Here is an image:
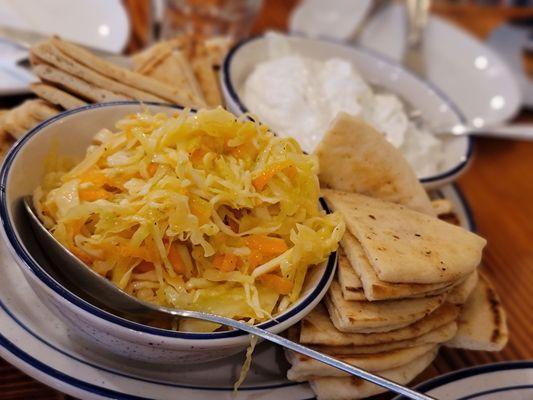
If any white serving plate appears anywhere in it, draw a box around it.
[0,0,130,96]
[394,361,533,400]
[290,2,522,128]
[0,183,474,400]
[221,34,471,189]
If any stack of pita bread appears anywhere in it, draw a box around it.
[0,34,231,141]
[285,113,508,400]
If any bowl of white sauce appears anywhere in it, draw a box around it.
[221,33,472,189]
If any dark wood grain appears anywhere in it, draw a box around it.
[1,1,532,398]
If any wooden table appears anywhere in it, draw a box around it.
[1,1,532,399]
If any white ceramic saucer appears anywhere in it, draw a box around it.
[289,2,522,128]
[394,361,533,400]
[0,184,473,400]
[0,0,130,96]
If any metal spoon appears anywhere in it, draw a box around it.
[23,196,436,400]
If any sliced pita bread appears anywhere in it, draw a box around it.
[0,108,26,138]
[135,42,173,75]
[192,48,223,107]
[30,82,87,109]
[446,270,478,305]
[204,36,232,67]
[308,348,438,400]
[286,344,435,381]
[323,189,486,284]
[432,198,453,216]
[313,321,456,355]
[446,275,508,351]
[142,50,206,106]
[30,42,164,102]
[1,100,43,139]
[337,249,366,301]
[50,37,200,107]
[326,281,446,333]
[315,113,434,215]
[342,231,454,300]
[32,63,130,103]
[25,99,59,121]
[300,302,459,346]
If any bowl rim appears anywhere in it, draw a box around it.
[0,100,337,341]
[221,33,473,185]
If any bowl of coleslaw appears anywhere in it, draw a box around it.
[0,101,343,364]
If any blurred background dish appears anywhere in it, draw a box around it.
[222,34,471,188]
[290,1,522,130]
[0,0,130,96]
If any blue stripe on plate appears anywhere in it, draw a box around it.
[0,295,300,391]
[459,385,533,400]
[394,361,533,399]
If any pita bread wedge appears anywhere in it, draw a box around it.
[192,48,223,107]
[323,189,486,284]
[30,82,87,109]
[142,50,206,106]
[313,321,456,355]
[25,99,59,121]
[1,100,43,139]
[308,348,437,400]
[432,198,453,216]
[341,231,454,300]
[337,249,366,301]
[204,36,232,67]
[446,275,508,351]
[286,344,435,381]
[32,63,130,103]
[30,42,165,103]
[447,270,478,305]
[315,113,434,215]
[326,281,446,333]
[50,37,200,107]
[300,302,459,346]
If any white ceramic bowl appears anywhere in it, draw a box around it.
[0,101,336,364]
[221,34,472,189]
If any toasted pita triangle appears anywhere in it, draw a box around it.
[337,249,366,301]
[313,321,456,355]
[300,302,459,346]
[315,113,434,215]
[446,270,479,305]
[446,274,508,351]
[308,348,438,400]
[286,344,435,381]
[326,281,446,333]
[322,189,486,284]
[341,231,454,300]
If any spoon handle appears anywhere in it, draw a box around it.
[468,124,533,141]
[173,309,436,400]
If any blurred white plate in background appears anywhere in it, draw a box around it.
[0,0,130,96]
[290,1,522,129]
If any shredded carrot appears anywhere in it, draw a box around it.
[245,235,288,255]
[135,261,155,273]
[213,252,240,272]
[190,148,208,164]
[69,245,93,265]
[79,188,110,201]
[252,161,294,191]
[78,169,107,186]
[189,196,211,225]
[168,244,185,274]
[258,273,293,295]
[147,163,158,177]
[248,249,263,268]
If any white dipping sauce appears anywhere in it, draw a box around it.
[243,34,445,178]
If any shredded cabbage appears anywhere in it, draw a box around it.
[34,107,345,331]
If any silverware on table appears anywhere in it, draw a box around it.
[403,0,431,77]
[23,196,436,400]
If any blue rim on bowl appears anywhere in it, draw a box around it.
[0,100,337,340]
[221,34,473,186]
